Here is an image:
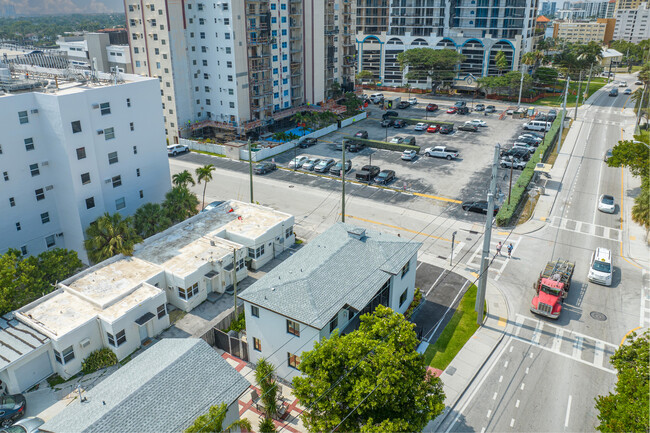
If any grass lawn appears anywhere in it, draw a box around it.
[535,78,606,107]
[423,284,481,370]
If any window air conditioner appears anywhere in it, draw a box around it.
[79,338,91,348]
[41,161,49,166]
[105,178,112,184]
[97,129,104,135]
[45,185,53,191]
[30,109,38,114]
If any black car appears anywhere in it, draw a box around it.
[355,165,381,182]
[253,162,277,174]
[518,136,540,146]
[535,114,548,122]
[462,200,500,215]
[475,104,485,111]
[457,107,470,115]
[348,141,366,152]
[330,160,352,176]
[439,124,454,134]
[380,119,395,128]
[298,137,318,148]
[501,148,530,161]
[547,109,557,121]
[376,169,395,185]
[0,394,26,427]
[382,111,399,120]
[354,130,369,139]
[398,101,411,109]
[393,120,407,128]
[458,124,477,132]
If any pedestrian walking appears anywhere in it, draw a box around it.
[507,243,513,258]
[496,241,502,256]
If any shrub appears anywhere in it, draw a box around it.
[81,348,118,375]
[225,312,246,333]
[343,136,420,153]
[405,287,424,319]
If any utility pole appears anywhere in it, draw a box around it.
[556,78,570,154]
[517,65,525,107]
[574,70,583,120]
[635,83,647,128]
[507,156,514,204]
[247,139,254,203]
[232,248,239,316]
[475,144,500,325]
[450,231,457,266]
[584,63,593,103]
[341,138,346,222]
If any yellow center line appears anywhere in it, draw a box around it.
[344,214,461,243]
[618,127,643,270]
[620,326,642,346]
[412,192,463,203]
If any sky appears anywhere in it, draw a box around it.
[1,0,123,15]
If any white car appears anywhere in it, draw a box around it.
[465,119,487,127]
[401,150,417,161]
[390,136,404,144]
[414,123,429,131]
[588,247,613,286]
[597,194,616,213]
[288,155,309,169]
[408,97,418,105]
[619,81,627,87]
[167,144,189,156]
[512,142,535,153]
[424,146,460,160]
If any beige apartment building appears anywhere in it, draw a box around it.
[125,0,355,143]
[553,19,615,43]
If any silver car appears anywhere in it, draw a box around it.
[1,417,44,433]
[314,158,336,173]
[301,158,321,171]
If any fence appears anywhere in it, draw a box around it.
[340,111,368,127]
[240,123,339,162]
[199,304,249,361]
[180,138,226,155]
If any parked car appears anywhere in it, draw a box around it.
[598,194,616,213]
[0,417,43,433]
[201,201,225,213]
[288,155,309,169]
[298,137,318,148]
[512,142,536,153]
[501,148,530,161]
[401,150,417,161]
[457,107,470,115]
[426,103,439,112]
[414,122,429,131]
[517,136,541,146]
[624,88,632,95]
[424,146,459,160]
[390,136,405,144]
[254,162,277,174]
[604,148,613,162]
[458,124,478,132]
[398,100,411,109]
[381,119,396,127]
[547,109,557,120]
[375,169,395,185]
[301,158,321,171]
[535,114,548,122]
[355,165,381,182]
[330,160,352,176]
[500,158,527,170]
[485,105,496,113]
[588,247,613,286]
[0,395,26,428]
[475,104,485,111]
[393,120,407,128]
[382,110,399,120]
[461,200,499,215]
[167,144,189,156]
[314,158,336,173]
[355,130,369,139]
[454,101,467,108]
[427,124,439,133]
[348,141,365,152]
[465,119,487,127]
[370,93,384,104]
[439,124,454,134]
[403,136,416,146]
[408,97,418,105]
[446,106,458,114]
[336,139,348,150]
[518,134,543,143]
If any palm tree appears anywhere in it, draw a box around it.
[172,170,195,188]
[162,186,199,223]
[195,164,216,210]
[404,82,412,99]
[255,358,279,419]
[273,131,290,142]
[522,50,545,71]
[259,416,277,433]
[84,213,142,263]
[292,112,312,135]
[185,402,253,433]
[495,50,509,75]
[632,177,650,230]
[318,110,338,127]
[133,203,172,238]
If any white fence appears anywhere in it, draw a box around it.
[340,111,368,127]
[240,123,339,162]
[181,138,226,155]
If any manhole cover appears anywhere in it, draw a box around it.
[590,311,607,321]
[289,185,294,188]
[447,366,457,376]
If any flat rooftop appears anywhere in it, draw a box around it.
[203,200,292,239]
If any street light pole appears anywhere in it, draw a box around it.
[247,138,254,203]
[517,65,525,107]
[556,78,570,154]
[450,231,457,266]
[574,70,583,120]
[508,155,514,205]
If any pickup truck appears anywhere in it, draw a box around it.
[355,165,381,182]
[499,158,527,170]
[424,146,460,160]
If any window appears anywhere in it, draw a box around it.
[133,47,139,54]
[271,3,276,9]
[281,3,286,9]
[115,197,126,210]
[126,98,131,107]
[285,226,293,239]
[286,319,300,337]
[329,315,338,333]
[253,337,262,352]
[112,175,122,188]
[76,147,86,160]
[135,60,141,67]
[9,197,15,207]
[107,329,127,347]
[86,197,95,209]
[235,257,245,271]
[251,305,259,318]
[224,18,230,25]
[108,152,119,165]
[104,127,115,140]
[206,99,211,105]
[24,138,34,151]
[45,235,55,248]
[139,190,144,199]
[81,172,91,185]
[0,144,2,154]
[41,212,50,224]
[18,111,28,124]
[288,352,301,369]
[20,246,27,255]
[35,188,45,201]
[399,289,408,307]
[100,102,111,115]
[29,163,40,177]
[2,171,7,181]
[248,245,264,259]
[225,32,231,39]
[178,282,199,300]
[15,222,21,231]
[227,75,233,82]
[157,304,167,319]
[54,346,75,364]
[229,102,235,108]
[133,145,137,155]
[222,2,228,10]
[136,168,141,177]
[226,61,232,68]
[71,120,82,133]
[156,62,161,69]
[225,47,231,54]
[401,260,410,278]
[229,88,234,95]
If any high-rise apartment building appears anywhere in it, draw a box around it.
[540,1,558,16]
[613,1,650,41]
[0,68,170,263]
[125,0,355,144]
[573,0,613,17]
[355,0,538,87]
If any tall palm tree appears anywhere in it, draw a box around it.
[133,203,172,238]
[495,50,509,76]
[162,186,199,223]
[84,213,142,263]
[195,164,216,210]
[632,177,650,230]
[172,170,195,188]
[273,131,290,142]
[255,358,279,419]
[185,402,253,433]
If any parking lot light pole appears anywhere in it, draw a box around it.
[508,156,514,205]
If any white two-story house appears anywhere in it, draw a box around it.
[240,223,421,380]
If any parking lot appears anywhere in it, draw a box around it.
[271,101,537,221]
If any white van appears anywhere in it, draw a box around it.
[370,93,384,104]
[523,120,552,132]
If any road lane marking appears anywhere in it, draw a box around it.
[499,375,503,383]
[427,269,448,296]
[531,320,543,345]
[621,326,642,346]
[594,340,605,367]
[552,329,564,352]
[509,346,514,353]
[520,383,525,390]
[487,410,491,418]
[504,360,508,368]
[525,367,529,375]
[493,392,497,400]
[516,399,520,408]
[510,418,515,428]
[412,191,462,203]
[565,395,573,427]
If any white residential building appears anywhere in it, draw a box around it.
[240,223,421,380]
[0,201,294,394]
[613,2,650,42]
[0,68,170,263]
[56,32,133,73]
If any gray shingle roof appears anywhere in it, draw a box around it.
[239,223,421,329]
[42,339,249,433]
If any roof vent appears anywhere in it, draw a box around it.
[347,227,366,240]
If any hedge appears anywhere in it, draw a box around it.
[343,136,421,153]
[495,111,563,226]
[81,348,118,375]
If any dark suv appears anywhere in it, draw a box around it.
[355,165,381,182]
[382,111,399,120]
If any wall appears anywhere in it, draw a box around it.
[240,123,338,162]
[340,111,368,127]
[180,138,226,155]
[389,253,417,315]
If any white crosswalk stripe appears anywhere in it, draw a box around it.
[641,270,650,329]
[464,234,522,280]
[549,216,622,242]
[512,314,618,374]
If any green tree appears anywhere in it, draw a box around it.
[607,137,650,178]
[330,81,342,98]
[273,131,290,142]
[521,50,545,72]
[632,176,650,230]
[495,50,510,75]
[259,416,277,433]
[162,186,200,223]
[533,67,559,85]
[355,70,375,84]
[172,170,195,189]
[397,48,465,91]
[83,213,141,263]
[195,164,216,211]
[341,92,363,114]
[185,402,252,433]
[595,330,649,432]
[292,305,445,433]
[133,203,172,239]
[255,358,279,419]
